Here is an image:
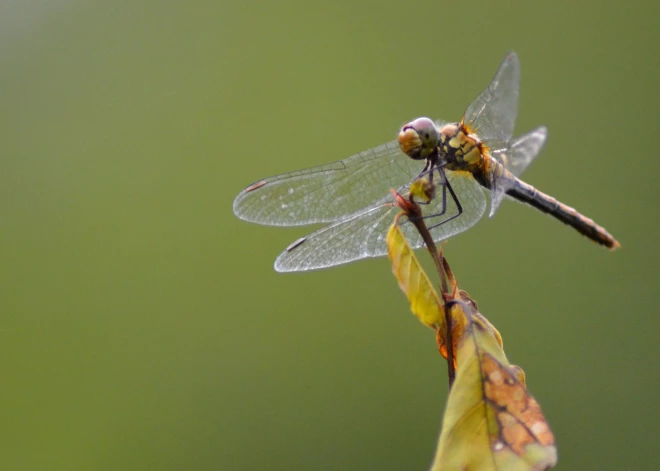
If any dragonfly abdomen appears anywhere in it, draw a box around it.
[507,179,620,250]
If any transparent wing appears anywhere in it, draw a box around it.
[462,52,520,145]
[488,126,548,216]
[274,171,487,272]
[232,141,425,226]
[499,125,547,178]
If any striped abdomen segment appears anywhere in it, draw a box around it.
[506,178,620,250]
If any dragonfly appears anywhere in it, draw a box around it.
[233,52,619,272]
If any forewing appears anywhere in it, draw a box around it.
[274,171,486,272]
[462,52,520,144]
[232,141,424,226]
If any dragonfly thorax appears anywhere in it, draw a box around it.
[397,117,439,160]
[438,123,485,172]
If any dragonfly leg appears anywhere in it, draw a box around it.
[413,158,445,206]
[425,175,464,230]
[415,176,448,211]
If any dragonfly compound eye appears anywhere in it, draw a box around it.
[398,117,438,160]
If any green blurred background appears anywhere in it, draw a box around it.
[1,1,658,470]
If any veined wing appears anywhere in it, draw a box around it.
[495,125,548,178]
[274,171,486,272]
[462,52,520,145]
[488,126,548,216]
[233,141,425,227]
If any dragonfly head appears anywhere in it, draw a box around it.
[398,117,439,160]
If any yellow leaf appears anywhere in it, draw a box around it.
[409,177,436,203]
[430,299,557,471]
[385,197,555,469]
[386,221,445,329]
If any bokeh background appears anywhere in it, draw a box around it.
[1,1,658,470]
